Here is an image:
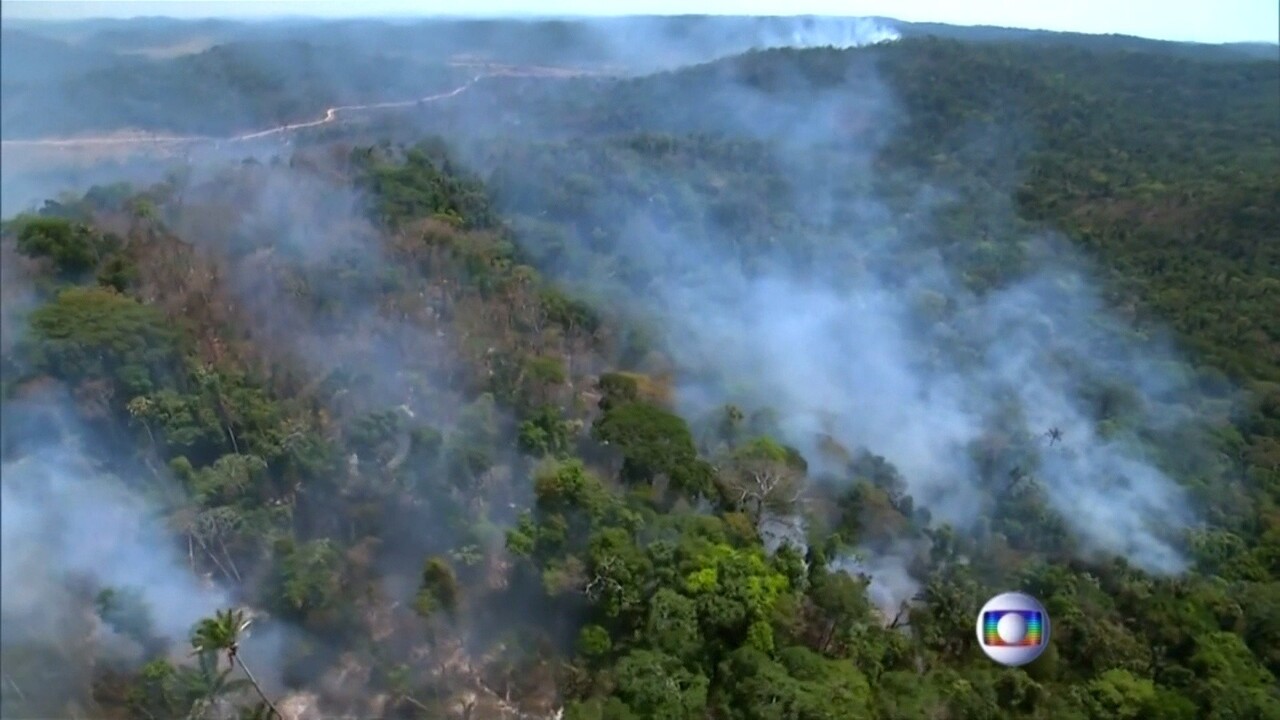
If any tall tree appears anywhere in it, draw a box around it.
[189,609,280,720]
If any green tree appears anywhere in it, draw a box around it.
[415,556,460,618]
[593,400,714,499]
[577,624,613,661]
[517,404,575,457]
[612,649,709,719]
[23,286,181,399]
[12,215,102,276]
[716,436,806,522]
[644,588,704,664]
[127,654,250,720]
[271,538,344,625]
[1076,669,1159,720]
[189,609,279,719]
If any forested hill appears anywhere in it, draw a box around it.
[4,15,1274,138]
[430,37,1277,379]
[2,24,1279,720]
[0,31,470,138]
[891,23,1277,60]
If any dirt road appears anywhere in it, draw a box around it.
[0,61,604,151]
[229,78,480,142]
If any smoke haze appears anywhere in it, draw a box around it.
[447,42,1205,590]
[0,392,231,716]
[1,13,1245,716]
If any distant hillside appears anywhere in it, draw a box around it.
[1,37,468,138]
[893,22,1278,61]
[0,28,120,85]
[4,16,1273,139]
[3,18,1279,720]
[433,36,1278,380]
[9,14,1272,63]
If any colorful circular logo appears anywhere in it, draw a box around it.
[975,591,1050,666]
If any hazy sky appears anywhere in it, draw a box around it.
[2,0,1278,44]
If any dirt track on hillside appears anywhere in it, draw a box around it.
[0,61,606,152]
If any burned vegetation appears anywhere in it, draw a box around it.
[3,23,1279,720]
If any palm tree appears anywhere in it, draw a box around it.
[190,609,281,719]
[181,650,252,720]
[129,651,249,720]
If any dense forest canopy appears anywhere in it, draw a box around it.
[1,15,1278,720]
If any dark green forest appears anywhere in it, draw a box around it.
[1,24,1278,720]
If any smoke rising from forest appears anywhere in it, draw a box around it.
[0,393,231,716]
[582,15,901,70]
[1,14,1248,717]
[0,164,520,717]
[458,44,1202,600]
[651,238,1195,567]
[162,158,557,715]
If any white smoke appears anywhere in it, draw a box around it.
[0,403,229,647]
[752,17,903,50]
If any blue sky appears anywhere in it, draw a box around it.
[3,0,1278,44]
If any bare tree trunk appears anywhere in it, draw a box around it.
[226,424,241,454]
[194,535,234,582]
[820,620,836,654]
[142,455,166,487]
[141,419,157,450]
[234,656,281,720]
[3,673,26,702]
[889,605,912,630]
[403,694,432,713]
[217,537,242,583]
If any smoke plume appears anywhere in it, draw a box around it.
[0,391,230,716]
[453,43,1203,596]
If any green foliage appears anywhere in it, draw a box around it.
[355,143,498,229]
[872,39,1279,382]
[189,454,268,506]
[577,624,613,660]
[6,29,1280,720]
[127,362,297,471]
[1075,669,1163,720]
[540,286,601,335]
[506,458,631,583]
[593,400,714,499]
[415,556,460,618]
[533,458,612,519]
[1237,582,1280,676]
[10,215,102,276]
[95,252,139,292]
[271,538,345,624]
[517,404,574,457]
[186,608,279,717]
[644,588,703,663]
[611,649,708,719]
[190,609,248,659]
[597,372,640,410]
[126,653,250,720]
[713,646,873,720]
[462,38,1280,720]
[23,286,181,398]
